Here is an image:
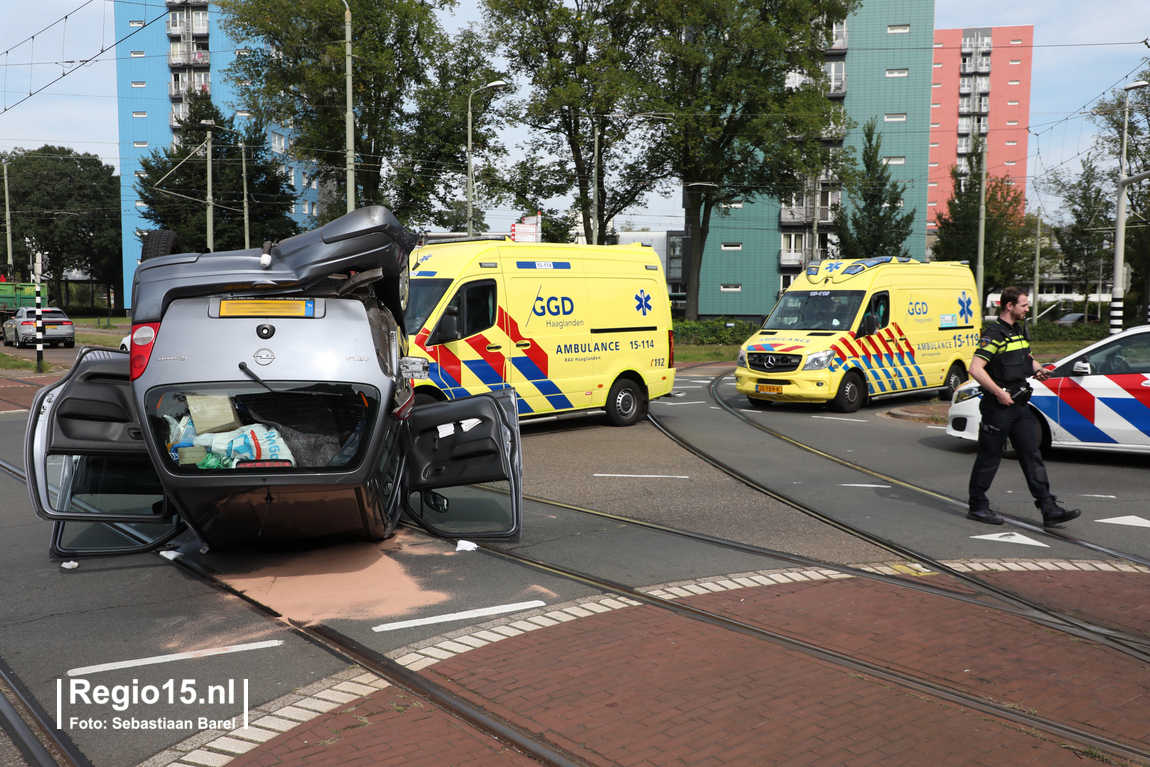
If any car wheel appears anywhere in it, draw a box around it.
[64,340,75,348]
[379,271,409,326]
[942,363,966,401]
[140,229,184,261]
[606,378,644,426]
[413,391,440,407]
[1,330,8,347]
[830,371,865,413]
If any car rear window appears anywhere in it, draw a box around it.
[144,382,380,472]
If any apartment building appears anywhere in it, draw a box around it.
[927,26,1034,241]
[694,0,935,319]
[113,0,319,308]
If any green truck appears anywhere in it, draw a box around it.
[0,282,41,321]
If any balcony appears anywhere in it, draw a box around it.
[959,80,972,95]
[961,38,992,54]
[780,205,811,225]
[169,112,188,128]
[826,73,847,98]
[825,30,848,51]
[166,19,209,35]
[168,50,210,67]
[166,0,208,6]
[169,81,210,98]
[780,248,806,267]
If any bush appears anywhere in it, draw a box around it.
[981,319,1109,343]
[673,318,760,345]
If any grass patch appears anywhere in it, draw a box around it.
[74,333,122,348]
[68,316,130,330]
[675,344,741,364]
[0,352,42,371]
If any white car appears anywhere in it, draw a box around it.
[947,325,1150,455]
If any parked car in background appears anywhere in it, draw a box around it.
[2,307,75,348]
[947,324,1150,455]
[1053,312,1101,327]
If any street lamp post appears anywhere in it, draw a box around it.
[1111,80,1149,335]
[467,80,508,237]
[342,0,354,213]
[205,125,214,252]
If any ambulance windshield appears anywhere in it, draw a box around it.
[763,290,866,331]
[406,278,453,335]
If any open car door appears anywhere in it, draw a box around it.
[25,348,183,557]
[402,389,522,539]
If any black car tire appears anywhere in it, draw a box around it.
[829,371,865,413]
[64,340,75,348]
[141,229,184,261]
[606,378,644,426]
[379,271,408,326]
[1,329,9,346]
[942,362,966,401]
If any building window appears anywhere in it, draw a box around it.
[929,142,939,147]
[1005,161,1016,166]
[1008,80,1020,85]
[720,284,742,293]
[932,83,941,88]
[131,51,145,58]
[931,103,940,108]
[930,123,940,128]
[886,69,908,78]
[1005,140,1017,146]
[720,243,742,251]
[1011,39,1022,44]
[129,20,144,27]
[132,111,146,118]
[1007,100,1019,106]
[132,81,145,88]
[1007,120,1018,126]
[1010,60,1021,65]
[270,132,286,153]
[929,162,938,167]
[721,201,744,209]
[885,113,907,122]
[236,48,251,56]
[927,202,937,207]
[883,157,905,165]
[887,25,910,34]
[236,110,251,118]
[928,182,938,187]
[933,42,943,48]
[135,170,145,178]
[133,141,148,148]
[781,275,795,291]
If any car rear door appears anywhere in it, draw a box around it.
[401,388,522,539]
[26,347,183,556]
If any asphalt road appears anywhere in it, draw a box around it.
[1,365,1147,766]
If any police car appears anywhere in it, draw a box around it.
[947,325,1150,454]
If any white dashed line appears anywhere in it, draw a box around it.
[372,601,547,632]
[840,484,891,488]
[812,415,867,423]
[67,640,284,677]
[594,473,690,479]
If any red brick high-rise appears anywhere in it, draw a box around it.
[927,26,1034,245]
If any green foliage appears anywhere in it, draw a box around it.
[931,139,1031,300]
[646,0,858,319]
[1027,321,1110,342]
[134,94,299,253]
[0,146,121,299]
[218,0,504,229]
[673,318,759,345]
[831,118,915,260]
[1047,155,1113,298]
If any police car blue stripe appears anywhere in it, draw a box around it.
[1098,397,1150,440]
[1052,404,1117,444]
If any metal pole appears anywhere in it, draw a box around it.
[975,138,988,305]
[343,0,354,213]
[592,120,599,245]
[1112,81,1148,335]
[240,142,250,249]
[205,128,214,252]
[1032,212,1040,325]
[34,250,42,373]
[467,93,474,237]
[3,162,12,276]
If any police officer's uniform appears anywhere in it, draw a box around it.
[968,318,1078,526]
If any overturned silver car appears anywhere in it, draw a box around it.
[26,206,522,557]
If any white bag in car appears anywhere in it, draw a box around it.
[192,423,296,465]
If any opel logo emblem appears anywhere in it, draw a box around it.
[253,348,276,366]
[764,355,777,369]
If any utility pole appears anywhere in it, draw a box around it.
[205,126,214,252]
[975,138,988,306]
[343,0,354,214]
[3,162,12,277]
[1032,213,1041,325]
[34,249,43,373]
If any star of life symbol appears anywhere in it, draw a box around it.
[825,261,844,273]
[959,292,973,323]
[635,289,652,316]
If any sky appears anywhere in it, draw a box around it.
[0,0,1147,232]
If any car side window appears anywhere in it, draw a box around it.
[445,280,497,339]
[1080,336,1150,376]
[860,292,889,332]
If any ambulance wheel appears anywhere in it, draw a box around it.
[942,363,966,401]
[830,371,865,413]
[140,229,183,261]
[606,379,643,426]
[380,271,408,325]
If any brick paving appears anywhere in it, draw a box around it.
[208,568,1148,767]
[0,373,62,412]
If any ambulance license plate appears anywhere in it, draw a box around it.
[756,385,782,394]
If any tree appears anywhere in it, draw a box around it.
[218,1,504,229]
[1,146,121,303]
[931,141,1031,301]
[134,93,299,253]
[1047,155,1114,301]
[483,0,670,245]
[645,0,856,319]
[830,118,915,260]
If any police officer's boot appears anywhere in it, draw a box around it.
[1039,496,1081,527]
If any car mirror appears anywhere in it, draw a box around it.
[434,307,461,344]
[860,314,878,337]
[1072,359,1090,376]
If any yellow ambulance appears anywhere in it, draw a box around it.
[404,239,675,425]
[735,257,980,412]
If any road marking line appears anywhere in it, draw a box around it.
[970,532,1049,548]
[373,601,547,633]
[656,400,706,406]
[594,473,690,479]
[927,426,947,430]
[812,415,867,423]
[67,640,284,676]
[1097,516,1150,528]
[1081,494,1117,499]
[840,484,891,488]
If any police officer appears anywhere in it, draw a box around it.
[967,286,1081,527]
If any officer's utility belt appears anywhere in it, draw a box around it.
[1002,381,1032,407]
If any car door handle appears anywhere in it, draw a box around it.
[515,341,531,349]
[486,344,502,352]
